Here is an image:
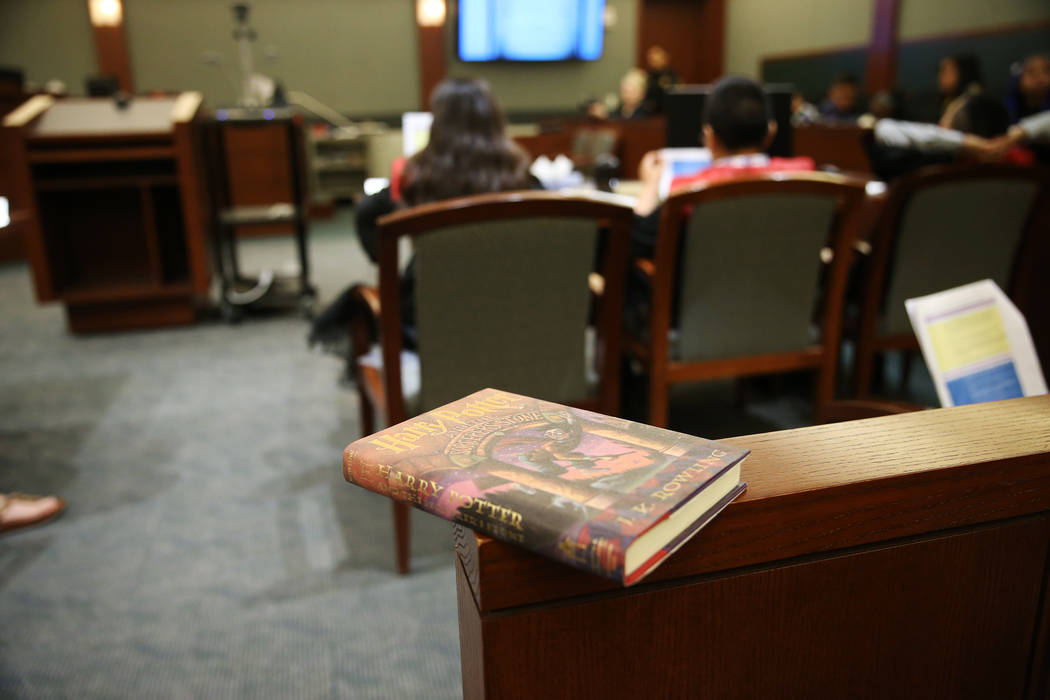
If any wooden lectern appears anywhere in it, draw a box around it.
[2,93,210,333]
[455,397,1050,699]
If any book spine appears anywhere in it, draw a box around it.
[343,447,626,581]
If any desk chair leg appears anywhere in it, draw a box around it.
[648,377,670,429]
[393,501,411,574]
[899,350,915,393]
[854,344,875,399]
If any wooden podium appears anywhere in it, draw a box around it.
[455,397,1050,699]
[2,93,210,333]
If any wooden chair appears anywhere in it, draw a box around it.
[630,172,869,427]
[853,164,1050,399]
[349,190,633,574]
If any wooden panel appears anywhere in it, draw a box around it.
[6,94,207,331]
[172,113,211,296]
[792,123,872,174]
[91,23,134,93]
[638,0,724,84]
[1,125,54,299]
[514,117,665,181]
[866,0,900,93]
[417,23,446,109]
[66,297,195,333]
[464,516,1050,699]
[456,558,486,700]
[458,396,1050,612]
[456,397,1050,698]
[222,125,295,237]
[616,116,665,179]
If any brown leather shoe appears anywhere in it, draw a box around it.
[0,493,66,534]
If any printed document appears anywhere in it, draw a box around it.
[906,279,1047,407]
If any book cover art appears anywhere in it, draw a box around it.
[343,389,748,584]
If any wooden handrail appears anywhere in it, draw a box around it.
[457,395,1050,613]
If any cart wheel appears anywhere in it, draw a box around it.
[220,299,243,324]
[298,294,318,320]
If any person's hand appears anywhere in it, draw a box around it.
[586,101,609,120]
[962,134,1007,162]
[638,150,665,184]
[634,151,665,217]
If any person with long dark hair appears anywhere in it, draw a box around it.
[401,78,531,205]
[353,77,530,262]
[312,78,534,354]
[938,53,983,127]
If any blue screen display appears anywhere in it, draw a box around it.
[459,0,605,62]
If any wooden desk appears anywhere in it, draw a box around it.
[794,123,873,174]
[514,117,666,180]
[3,94,210,332]
[456,397,1050,699]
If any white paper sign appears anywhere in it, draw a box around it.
[402,112,433,157]
[905,279,1047,407]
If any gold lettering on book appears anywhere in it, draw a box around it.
[651,465,710,501]
[367,391,518,454]
[428,392,517,427]
[447,488,524,531]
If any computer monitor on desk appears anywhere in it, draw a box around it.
[665,83,794,157]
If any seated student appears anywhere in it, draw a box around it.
[611,68,654,120]
[820,74,863,123]
[353,78,531,264]
[313,78,533,353]
[791,91,820,126]
[633,76,815,241]
[626,77,815,333]
[993,109,1050,165]
[1004,55,1050,164]
[1006,54,1050,124]
[643,45,678,115]
[937,53,983,127]
[870,94,1013,179]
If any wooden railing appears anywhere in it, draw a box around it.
[456,396,1050,699]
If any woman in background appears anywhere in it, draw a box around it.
[354,77,531,262]
[400,77,531,205]
[1006,54,1050,124]
[938,53,983,127]
[310,78,533,353]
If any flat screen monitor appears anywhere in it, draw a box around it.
[664,84,794,158]
[458,0,605,62]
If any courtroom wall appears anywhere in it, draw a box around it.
[0,0,96,92]
[125,0,420,115]
[443,0,638,115]
[725,0,872,77]
[898,0,1050,39]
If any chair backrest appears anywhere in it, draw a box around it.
[865,164,1049,337]
[376,191,632,422]
[653,172,868,364]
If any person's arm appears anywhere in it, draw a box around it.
[1006,111,1050,146]
[633,150,664,217]
[874,119,999,160]
[874,119,965,154]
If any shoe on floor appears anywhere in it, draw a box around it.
[0,493,66,534]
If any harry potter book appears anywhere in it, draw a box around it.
[343,389,748,586]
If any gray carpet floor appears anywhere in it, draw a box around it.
[1,211,460,699]
[0,208,936,698]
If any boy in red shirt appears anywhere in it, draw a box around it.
[633,76,814,229]
[625,77,814,335]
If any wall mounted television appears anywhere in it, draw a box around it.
[458,0,606,62]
